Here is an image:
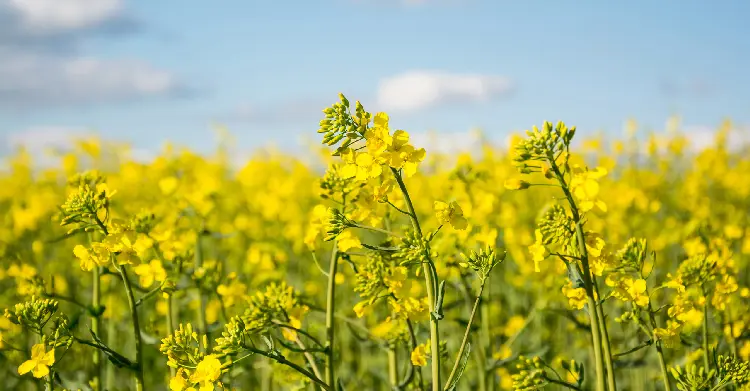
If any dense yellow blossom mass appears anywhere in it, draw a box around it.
[1,97,750,391]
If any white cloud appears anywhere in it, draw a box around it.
[0,0,183,108]
[0,53,178,106]
[409,129,486,155]
[376,70,513,112]
[5,0,122,33]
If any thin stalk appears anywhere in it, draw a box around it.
[646,302,672,391]
[702,296,711,372]
[391,167,441,391]
[444,283,485,389]
[325,239,339,387]
[243,347,331,391]
[593,280,617,390]
[550,162,607,391]
[118,265,145,391]
[481,298,492,391]
[91,265,102,391]
[166,294,176,378]
[195,232,209,351]
[388,347,399,387]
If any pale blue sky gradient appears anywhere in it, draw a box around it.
[1,0,748,158]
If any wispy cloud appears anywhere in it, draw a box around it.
[376,70,514,112]
[0,0,183,109]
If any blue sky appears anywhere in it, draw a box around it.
[1,0,749,160]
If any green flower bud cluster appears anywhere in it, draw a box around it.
[459,246,506,283]
[353,252,390,302]
[511,356,548,390]
[67,170,106,188]
[318,93,371,152]
[670,364,715,391]
[618,238,648,271]
[538,205,575,247]
[717,355,750,386]
[130,210,156,234]
[159,322,207,369]
[240,282,303,336]
[560,358,584,387]
[512,121,576,170]
[59,183,113,228]
[4,296,59,332]
[49,314,73,349]
[192,259,223,294]
[215,316,247,356]
[395,230,431,268]
[319,164,358,200]
[324,208,355,241]
[677,254,717,287]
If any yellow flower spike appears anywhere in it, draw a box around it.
[18,343,55,378]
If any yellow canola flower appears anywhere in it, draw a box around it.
[434,200,468,230]
[570,166,608,213]
[189,355,223,391]
[133,259,167,288]
[18,344,55,378]
[385,130,426,177]
[411,343,428,367]
[73,243,111,271]
[341,149,383,181]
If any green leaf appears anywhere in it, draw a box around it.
[446,342,471,391]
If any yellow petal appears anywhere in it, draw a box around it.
[31,364,49,378]
[18,360,35,375]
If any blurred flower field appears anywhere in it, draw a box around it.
[2,94,750,391]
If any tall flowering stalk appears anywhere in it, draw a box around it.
[507,121,615,391]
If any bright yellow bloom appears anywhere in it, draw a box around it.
[528,229,549,272]
[562,284,587,310]
[216,280,247,308]
[341,149,383,181]
[434,200,468,230]
[411,343,428,366]
[570,166,607,213]
[73,243,111,271]
[337,230,362,252]
[133,259,167,288]
[18,344,55,378]
[189,355,222,391]
[386,131,426,177]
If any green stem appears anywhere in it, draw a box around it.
[194,232,209,351]
[295,337,324,389]
[481,299,492,391]
[118,266,145,391]
[391,167,441,391]
[550,162,607,391]
[702,297,711,372]
[166,294,176,378]
[325,239,339,387]
[243,346,331,391]
[91,265,102,391]
[593,280,617,390]
[646,302,672,391]
[388,347,399,387]
[444,282,485,390]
